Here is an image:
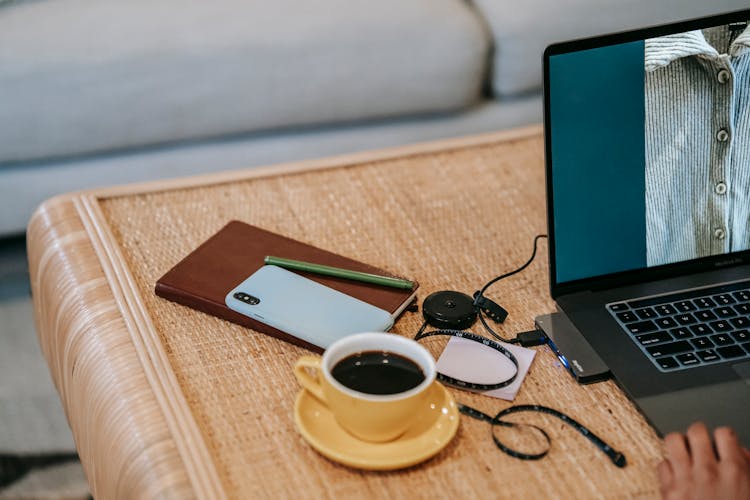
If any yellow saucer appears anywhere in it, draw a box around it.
[294,382,459,471]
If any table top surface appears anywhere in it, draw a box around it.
[27,126,663,499]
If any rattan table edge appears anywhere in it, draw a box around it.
[28,193,225,499]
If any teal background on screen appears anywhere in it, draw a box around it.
[549,41,646,284]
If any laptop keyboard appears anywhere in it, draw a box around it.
[607,281,750,372]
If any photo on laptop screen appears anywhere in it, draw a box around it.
[547,18,750,285]
[645,23,750,268]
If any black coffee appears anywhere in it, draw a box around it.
[331,351,425,395]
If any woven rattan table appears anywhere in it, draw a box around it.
[28,127,663,499]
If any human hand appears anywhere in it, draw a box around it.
[658,422,750,500]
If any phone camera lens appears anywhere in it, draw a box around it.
[234,292,259,305]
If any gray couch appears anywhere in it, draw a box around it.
[1,0,746,236]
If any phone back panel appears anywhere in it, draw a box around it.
[225,265,394,348]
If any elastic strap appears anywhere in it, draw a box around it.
[414,324,519,391]
[458,403,627,467]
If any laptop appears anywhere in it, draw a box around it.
[543,8,750,444]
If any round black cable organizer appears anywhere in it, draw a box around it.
[415,234,550,390]
[412,233,626,467]
[421,290,477,330]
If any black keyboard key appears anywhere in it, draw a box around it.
[744,342,750,354]
[675,313,697,325]
[711,333,734,346]
[734,303,750,315]
[714,294,736,305]
[674,301,696,312]
[616,311,639,323]
[730,317,750,329]
[627,320,658,334]
[647,341,693,357]
[655,304,677,316]
[709,320,732,332]
[655,317,678,329]
[635,307,657,320]
[714,306,737,318]
[656,356,679,369]
[717,345,745,359]
[732,290,750,302]
[697,349,720,362]
[670,327,693,339]
[690,324,713,336]
[691,337,714,349]
[693,297,716,309]
[694,310,718,322]
[676,352,700,366]
[636,331,673,345]
[609,303,629,312]
[732,330,750,342]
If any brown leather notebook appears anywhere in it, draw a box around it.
[155,220,419,352]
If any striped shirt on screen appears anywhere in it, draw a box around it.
[645,24,750,267]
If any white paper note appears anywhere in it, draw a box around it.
[435,336,536,401]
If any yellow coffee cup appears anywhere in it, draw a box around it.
[294,332,436,443]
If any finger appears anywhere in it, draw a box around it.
[664,432,691,480]
[714,427,743,464]
[686,422,716,469]
[743,447,750,464]
[657,459,674,492]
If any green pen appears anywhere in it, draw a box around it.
[264,256,415,290]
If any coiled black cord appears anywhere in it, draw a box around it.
[412,233,626,467]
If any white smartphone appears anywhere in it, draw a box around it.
[225,265,394,348]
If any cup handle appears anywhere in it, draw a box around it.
[294,355,326,402]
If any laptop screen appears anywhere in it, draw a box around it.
[546,11,750,289]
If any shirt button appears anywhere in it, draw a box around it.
[715,182,727,195]
[717,69,731,83]
[717,129,730,142]
[714,228,726,240]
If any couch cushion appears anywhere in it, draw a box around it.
[0,0,489,163]
[472,0,750,97]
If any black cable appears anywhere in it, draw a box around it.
[478,308,503,342]
[476,234,548,299]
[473,234,548,341]
[412,233,626,467]
[512,329,549,347]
